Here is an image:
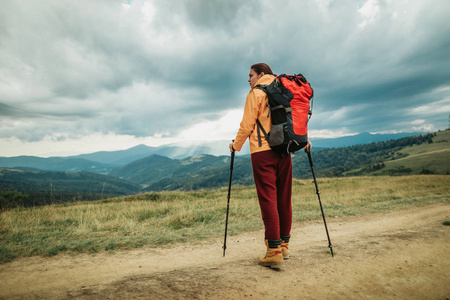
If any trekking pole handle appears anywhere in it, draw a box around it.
[230,140,235,168]
[304,141,312,153]
[229,140,236,153]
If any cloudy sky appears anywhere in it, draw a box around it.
[1,0,449,157]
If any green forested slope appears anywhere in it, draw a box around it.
[1,131,447,207]
[0,168,140,208]
[125,131,446,191]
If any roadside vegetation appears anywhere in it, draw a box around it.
[1,175,448,263]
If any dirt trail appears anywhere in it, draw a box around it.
[1,203,449,299]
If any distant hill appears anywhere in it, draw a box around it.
[1,131,447,207]
[109,154,253,190]
[0,145,214,175]
[109,154,179,187]
[0,132,423,173]
[73,144,213,165]
[109,131,447,191]
[310,131,422,148]
[0,168,141,207]
[294,131,448,178]
[347,130,450,176]
[0,156,116,174]
[142,157,254,191]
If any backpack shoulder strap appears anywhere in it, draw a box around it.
[254,82,273,147]
[256,119,269,147]
[254,84,267,91]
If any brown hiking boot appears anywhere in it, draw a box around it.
[258,240,284,269]
[281,241,290,259]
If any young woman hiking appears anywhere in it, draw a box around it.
[229,63,310,269]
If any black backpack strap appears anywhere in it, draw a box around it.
[308,88,314,122]
[256,119,269,147]
[254,83,272,147]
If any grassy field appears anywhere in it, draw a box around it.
[0,175,449,263]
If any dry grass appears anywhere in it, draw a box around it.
[1,175,449,263]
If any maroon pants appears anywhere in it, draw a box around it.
[251,150,292,241]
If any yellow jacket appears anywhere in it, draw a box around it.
[233,74,275,154]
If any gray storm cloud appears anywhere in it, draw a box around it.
[0,0,449,146]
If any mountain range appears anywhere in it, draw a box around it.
[1,130,446,207]
[0,132,422,174]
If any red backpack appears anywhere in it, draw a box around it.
[255,74,314,156]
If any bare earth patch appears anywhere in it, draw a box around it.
[1,203,449,299]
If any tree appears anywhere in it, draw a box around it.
[0,190,29,210]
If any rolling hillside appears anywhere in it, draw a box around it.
[73,144,212,165]
[0,156,116,174]
[373,129,450,175]
[109,154,253,190]
[0,131,423,173]
[109,131,447,191]
[310,131,422,148]
[1,131,447,207]
[0,168,141,207]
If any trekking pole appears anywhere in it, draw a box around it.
[223,142,235,257]
[305,147,334,257]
